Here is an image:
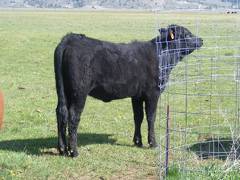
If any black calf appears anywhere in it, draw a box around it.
[54,25,203,157]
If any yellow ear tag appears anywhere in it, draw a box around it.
[170,31,175,40]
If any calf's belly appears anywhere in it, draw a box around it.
[89,84,139,102]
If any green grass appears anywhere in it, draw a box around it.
[0,9,240,179]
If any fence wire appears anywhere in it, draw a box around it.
[157,11,240,179]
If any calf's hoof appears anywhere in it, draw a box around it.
[149,141,158,148]
[69,150,79,158]
[58,147,68,156]
[59,151,68,156]
[133,137,143,147]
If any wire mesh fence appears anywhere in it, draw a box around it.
[157,10,240,179]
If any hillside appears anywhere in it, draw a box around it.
[0,0,164,9]
[0,0,239,9]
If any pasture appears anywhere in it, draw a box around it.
[0,10,239,179]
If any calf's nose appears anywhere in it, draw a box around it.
[197,38,203,47]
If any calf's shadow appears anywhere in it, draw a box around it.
[188,137,240,160]
[0,133,117,156]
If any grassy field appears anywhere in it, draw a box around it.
[0,9,239,179]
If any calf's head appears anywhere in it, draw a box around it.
[158,24,203,59]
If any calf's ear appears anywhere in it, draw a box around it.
[158,28,175,42]
[159,28,168,41]
[168,30,175,41]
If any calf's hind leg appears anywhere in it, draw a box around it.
[132,97,144,147]
[68,94,87,157]
[56,103,68,156]
[145,94,159,148]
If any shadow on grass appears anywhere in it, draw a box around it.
[189,137,240,160]
[0,133,118,156]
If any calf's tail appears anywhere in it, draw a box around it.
[54,43,67,106]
